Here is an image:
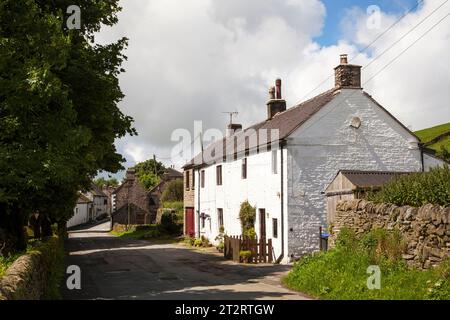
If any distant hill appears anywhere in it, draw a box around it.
[415,123,450,161]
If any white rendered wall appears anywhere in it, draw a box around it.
[286,89,423,259]
[194,147,288,261]
[67,203,90,228]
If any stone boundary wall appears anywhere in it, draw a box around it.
[0,236,63,300]
[329,200,449,269]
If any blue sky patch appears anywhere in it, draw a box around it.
[315,0,421,46]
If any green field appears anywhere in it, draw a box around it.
[415,122,450,153]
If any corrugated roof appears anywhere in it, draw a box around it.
[340,170,411,188]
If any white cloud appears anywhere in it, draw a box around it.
[96,0,450,173]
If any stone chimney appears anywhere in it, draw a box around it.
[266,78,286,120]
[226,123,242,136]
[125,169,136,181]
[334,54,362,89]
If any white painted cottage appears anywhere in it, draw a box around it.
[183,54,439,264]
[67,194,93,228]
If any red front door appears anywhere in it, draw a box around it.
[185,208,195,237]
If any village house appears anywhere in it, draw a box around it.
[67,184,109,228]
[67,194,93,229]
[182,54,442,263]
[112,167,183,225]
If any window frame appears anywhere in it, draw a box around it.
[271,149,278,174]
[200,170,205,188]
[185,170,190,190]
[272,218,278,238]
[217,208,224,229]
[216,165,222,186]
[241,158,247,179]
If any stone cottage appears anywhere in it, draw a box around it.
[112,167,182,225]
[182,54,439,263]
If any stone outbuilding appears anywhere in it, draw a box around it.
[324,170,411,224]
[112,167,182,225]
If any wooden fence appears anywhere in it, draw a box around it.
[224,235,273,263]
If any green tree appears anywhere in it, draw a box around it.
[94,177,119,188]
[133,159,166,190]
[160,180,183,203]
[0,0,135,252]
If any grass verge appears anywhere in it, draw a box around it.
[111,224,180,243]
[284,229,450,300]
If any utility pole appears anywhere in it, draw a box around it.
[153,154,157,175]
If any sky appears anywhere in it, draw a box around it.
[95,0,450,179]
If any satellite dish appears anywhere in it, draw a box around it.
[350,117,361,129]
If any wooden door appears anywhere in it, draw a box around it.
[185,207,195,237]
[259,209,266,240]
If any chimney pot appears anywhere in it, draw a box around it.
[267,78,286,120]
[275,78,282,99]
[334,54,361,89]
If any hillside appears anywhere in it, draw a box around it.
[415,122,450,154]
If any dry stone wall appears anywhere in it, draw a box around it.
[329,200,449,269]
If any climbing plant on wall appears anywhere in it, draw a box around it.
[239,200,256,236]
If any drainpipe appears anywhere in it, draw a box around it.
[276,142,285,264]
[420,144,425,172]
[197,169,201,238]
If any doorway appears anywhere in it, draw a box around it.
[185,207,195,237]
[259,208,266,240]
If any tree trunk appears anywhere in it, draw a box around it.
[29,214,41,239]
[40,214,53,238]
[11,205,27,252]
[57,220,67,240]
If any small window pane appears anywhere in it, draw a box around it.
[242,158,247,179]
[272,218,278,238]
[272,150,278,174]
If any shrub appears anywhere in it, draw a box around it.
[184,236,195,246]
[368,166,450,206]
[160,179,183,203]
[193,238,203,247]
[217,241,224,252]
[161,201,184,224]
[159,211,181,235]
[244,227,256,239]
[215,225,225,252]
[239,200,256,235]
[239,250,252,263]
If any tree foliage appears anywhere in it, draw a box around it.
[160,180,183,203]
[133,159,166,190]
[0,0,135,252]
[94,177,119,188]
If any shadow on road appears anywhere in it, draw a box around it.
[62,233,306,300]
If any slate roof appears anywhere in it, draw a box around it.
[77,193,92,204]
[184,88,338,168]
[183,83,422,169]
[90,183,108,197]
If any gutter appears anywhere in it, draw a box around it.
[276,141,285,264]
[197,169,201,238]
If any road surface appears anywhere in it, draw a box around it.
[62,222,309,300]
